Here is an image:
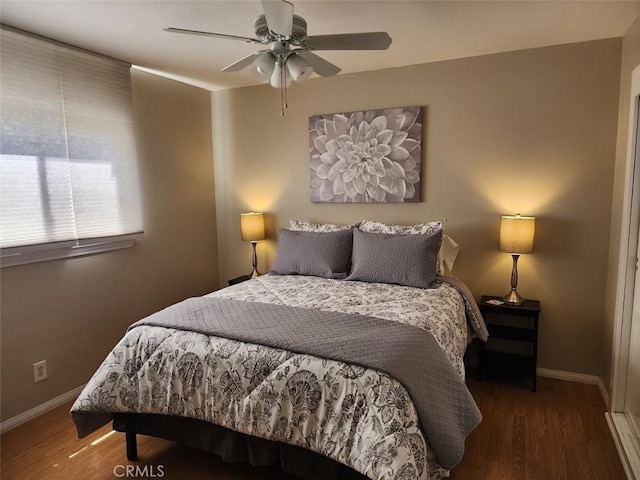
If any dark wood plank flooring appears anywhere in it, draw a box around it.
[450,377,625,480]
[0,377,626,480]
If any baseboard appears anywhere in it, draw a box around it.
[537,368,609,406]
[0,384,85,435]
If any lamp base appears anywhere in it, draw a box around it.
[503,289,525,305]
[249,268,261,279]
[249,241,261,279]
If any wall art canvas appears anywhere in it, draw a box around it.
[309,106,422,203]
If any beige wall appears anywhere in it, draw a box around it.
[604,17,640,398]
[0,70,219,422]
[213,39,621,378]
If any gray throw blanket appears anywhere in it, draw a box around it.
[130,297,482,469]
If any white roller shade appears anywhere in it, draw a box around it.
[0,28,143,250]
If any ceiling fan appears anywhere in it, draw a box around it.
[165,0,392,113]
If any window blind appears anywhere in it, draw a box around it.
[0,28,143,252]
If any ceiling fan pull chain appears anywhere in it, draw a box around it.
[280,82,285,117]
[280,60,288,116]
[284,65,289,109]
[280,87,284,117]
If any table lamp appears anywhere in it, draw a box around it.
[240,212,265,278]
[500,214,535,305]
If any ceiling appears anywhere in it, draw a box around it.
[2,1,640,91]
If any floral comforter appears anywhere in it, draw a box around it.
[72,275,484,480]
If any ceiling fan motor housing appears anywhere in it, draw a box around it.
[253,14,308,43]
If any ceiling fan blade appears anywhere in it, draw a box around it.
[302,32,392,51]
[261,0,294,36]
[164,27,261,44]
[295,51,341,77]
[222,52,267,72]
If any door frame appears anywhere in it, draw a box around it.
[609,63,640,479]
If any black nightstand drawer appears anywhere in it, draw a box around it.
[487,324,536,342]
[478,295,541,391]
[482,351,536,377]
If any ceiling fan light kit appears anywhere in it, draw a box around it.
[251,41,312,87]
[165,0,392,114]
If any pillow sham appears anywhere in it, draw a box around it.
[289,219,359,232]
[270,229,353,279]
[346,228,442,288]
[359,219,444,236]
[359,219,448,274]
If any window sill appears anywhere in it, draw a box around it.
[0,233,144,268]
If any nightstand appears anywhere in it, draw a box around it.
[478,295,541,391]
[228,274,252,286]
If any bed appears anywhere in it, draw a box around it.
[71,220,488,480]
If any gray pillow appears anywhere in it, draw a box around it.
[346,228,442,288]
[270,228,353,279]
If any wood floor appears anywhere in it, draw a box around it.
[0,377,626,480]
[450,377,626,480]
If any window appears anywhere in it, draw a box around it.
[0,28,143,266]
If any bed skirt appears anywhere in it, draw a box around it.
[112,413,368,480]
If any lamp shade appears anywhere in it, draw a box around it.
[286,53,313,82]
[250,52,275,83]
[500,214,535,254]
[270,62,291,88]
[240,212,265,242]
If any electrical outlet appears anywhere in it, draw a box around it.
[33,360,47,383]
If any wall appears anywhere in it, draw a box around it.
[0,70,219,422]
[604,17,640,400]
[213,39,621,378]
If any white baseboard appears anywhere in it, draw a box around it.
[0,384,85,435]
[537,367,609,406]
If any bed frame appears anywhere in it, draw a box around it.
[113,413,368,480]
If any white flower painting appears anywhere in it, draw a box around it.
[309,106,422,203]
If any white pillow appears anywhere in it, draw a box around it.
[439,234,459,276]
